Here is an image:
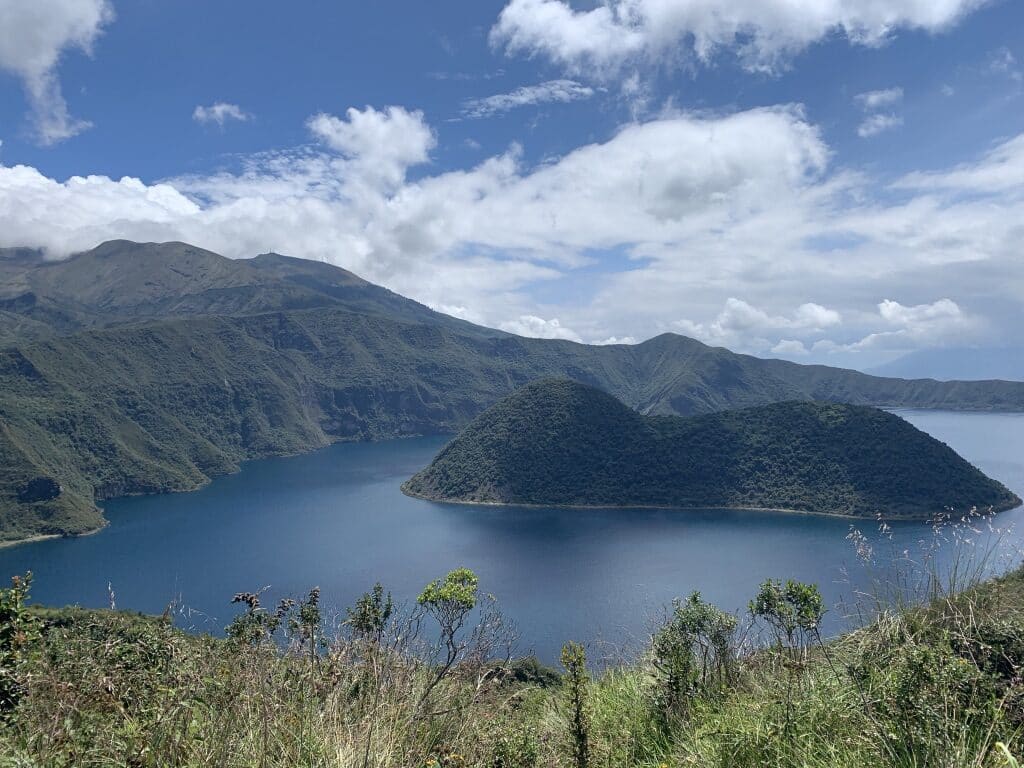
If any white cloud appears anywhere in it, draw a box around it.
[0,0,114,145]
[878,297,961,326]
[462,79,595,118]
[857,113,903,138]
[491,0,988,76]
[854,87,903,138]
[772,339,810,356]
[307,106,435,189]
[593,335,638,345]
[192,102,251,127]
[848,299,981,350]
[499,315,583,341]
[894,133,1024,192]
[0,104,1021,364]
[674,298,841,350]
[855,87,903,110]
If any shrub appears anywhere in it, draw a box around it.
[347,582,394,643]
[749,579,825,663]
[561,641,590,768]
[0,573,39,714]
[650,591,738,722]
[488,720,540,768]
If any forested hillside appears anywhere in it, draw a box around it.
[405,379,1021,518]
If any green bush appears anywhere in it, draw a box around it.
[0,573,39,714]
[650,591,738,723]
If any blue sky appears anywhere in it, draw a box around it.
[0,0,1022,371]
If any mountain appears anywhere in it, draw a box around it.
[403,380,1021,518]
[0,240,493,343]
[868,347,1024,382]
[2,240,1024,542]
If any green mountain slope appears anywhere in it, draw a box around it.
[1,240,1023,542]
[403,379,1022,518]
[0,240,493,343]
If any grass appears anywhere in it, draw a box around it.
[2,522,1024,767]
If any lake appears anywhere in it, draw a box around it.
[1,409,1022,664]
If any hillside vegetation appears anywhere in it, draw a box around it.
[404,379,1021,518]
[2,241,1024,542]
[2,546,1023,767]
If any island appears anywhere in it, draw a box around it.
[403,379,1022,519]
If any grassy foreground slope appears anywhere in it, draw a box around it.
[1,557,1023,768]
[3,240,1024,542]
[404,379,1021,518]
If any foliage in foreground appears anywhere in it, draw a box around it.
[1,561,1024,767]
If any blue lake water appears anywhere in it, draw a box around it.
[1,409,1022,664]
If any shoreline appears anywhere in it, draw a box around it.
[0,521,108,550]
[3,411,1020,547]
[400,483,1023,523]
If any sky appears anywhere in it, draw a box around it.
[0,0,1022,371]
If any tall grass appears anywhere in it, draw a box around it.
[1,514,1023,768]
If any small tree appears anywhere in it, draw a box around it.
[749,578,825,664]
[749,579,826,734]
[560,641,590,768]
[651,591,737,721]
[416,568,480,709]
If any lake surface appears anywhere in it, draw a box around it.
[2,409,1022,664]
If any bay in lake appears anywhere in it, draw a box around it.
[2,409,1022,663]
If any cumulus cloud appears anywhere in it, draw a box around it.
[772,339,810,356]
[0,103,1021,362]
[674,298,841,350]
[841,299,981,351]
[0,0,114,145]
[499,315,583,341]
[461,79,595,118]
[192,102,251,127]
[307,106,435,189]
[593,335,638,345]
[490,0,988,75]
[857,113,903,138]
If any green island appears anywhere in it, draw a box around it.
[404,379,1022,518]
[3,241,1024,544]
[3,554,1024,767]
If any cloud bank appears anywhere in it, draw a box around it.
[0,104,1020,361]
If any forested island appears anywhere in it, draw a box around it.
[404,379,1021,518]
